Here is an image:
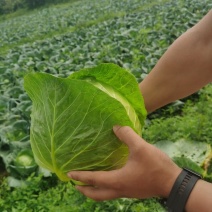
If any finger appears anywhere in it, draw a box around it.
[67,170,120,188]
[113,126,143,148]
[76,186,119,201]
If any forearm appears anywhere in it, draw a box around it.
[185,180,212,212]
[140,10,212,113]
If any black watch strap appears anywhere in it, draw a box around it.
[166,167,202,212]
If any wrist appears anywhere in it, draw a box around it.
[158,165,182,198]
[164,168,202,212]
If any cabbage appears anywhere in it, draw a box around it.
[14,150,36,167]
[24,63,146,181]
[10,149,37,177]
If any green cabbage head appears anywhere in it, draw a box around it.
[24,63,147,182]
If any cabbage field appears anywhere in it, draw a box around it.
[0,0,212,211]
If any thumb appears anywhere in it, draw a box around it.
[113,126,143,149]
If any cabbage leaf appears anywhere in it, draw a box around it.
[24,63,146,181]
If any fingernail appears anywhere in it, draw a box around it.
[113,125,121,131]
[67,172,73,178]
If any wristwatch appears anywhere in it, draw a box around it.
[162,167,202,212]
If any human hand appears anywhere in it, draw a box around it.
[67,126,181,201]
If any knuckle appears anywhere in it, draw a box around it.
[82,171,96,185]
[111,178,123,191]
[70,173,80,181]
[86,177,95,186]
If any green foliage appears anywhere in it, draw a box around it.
[0,174,165,211]
[0,174,60,211]
[155,140,211,167]
[0,0,74,15]
[0,0,25,14]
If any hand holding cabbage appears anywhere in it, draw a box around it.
[24,63,147,182]
[67,126,182,200]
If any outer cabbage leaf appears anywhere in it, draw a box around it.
[24,64,146,181]
[69,63,147,133]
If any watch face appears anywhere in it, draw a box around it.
[183,167,202,179]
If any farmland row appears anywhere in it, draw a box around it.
[0,0,160,52]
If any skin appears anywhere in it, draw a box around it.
[68,10,212,211]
